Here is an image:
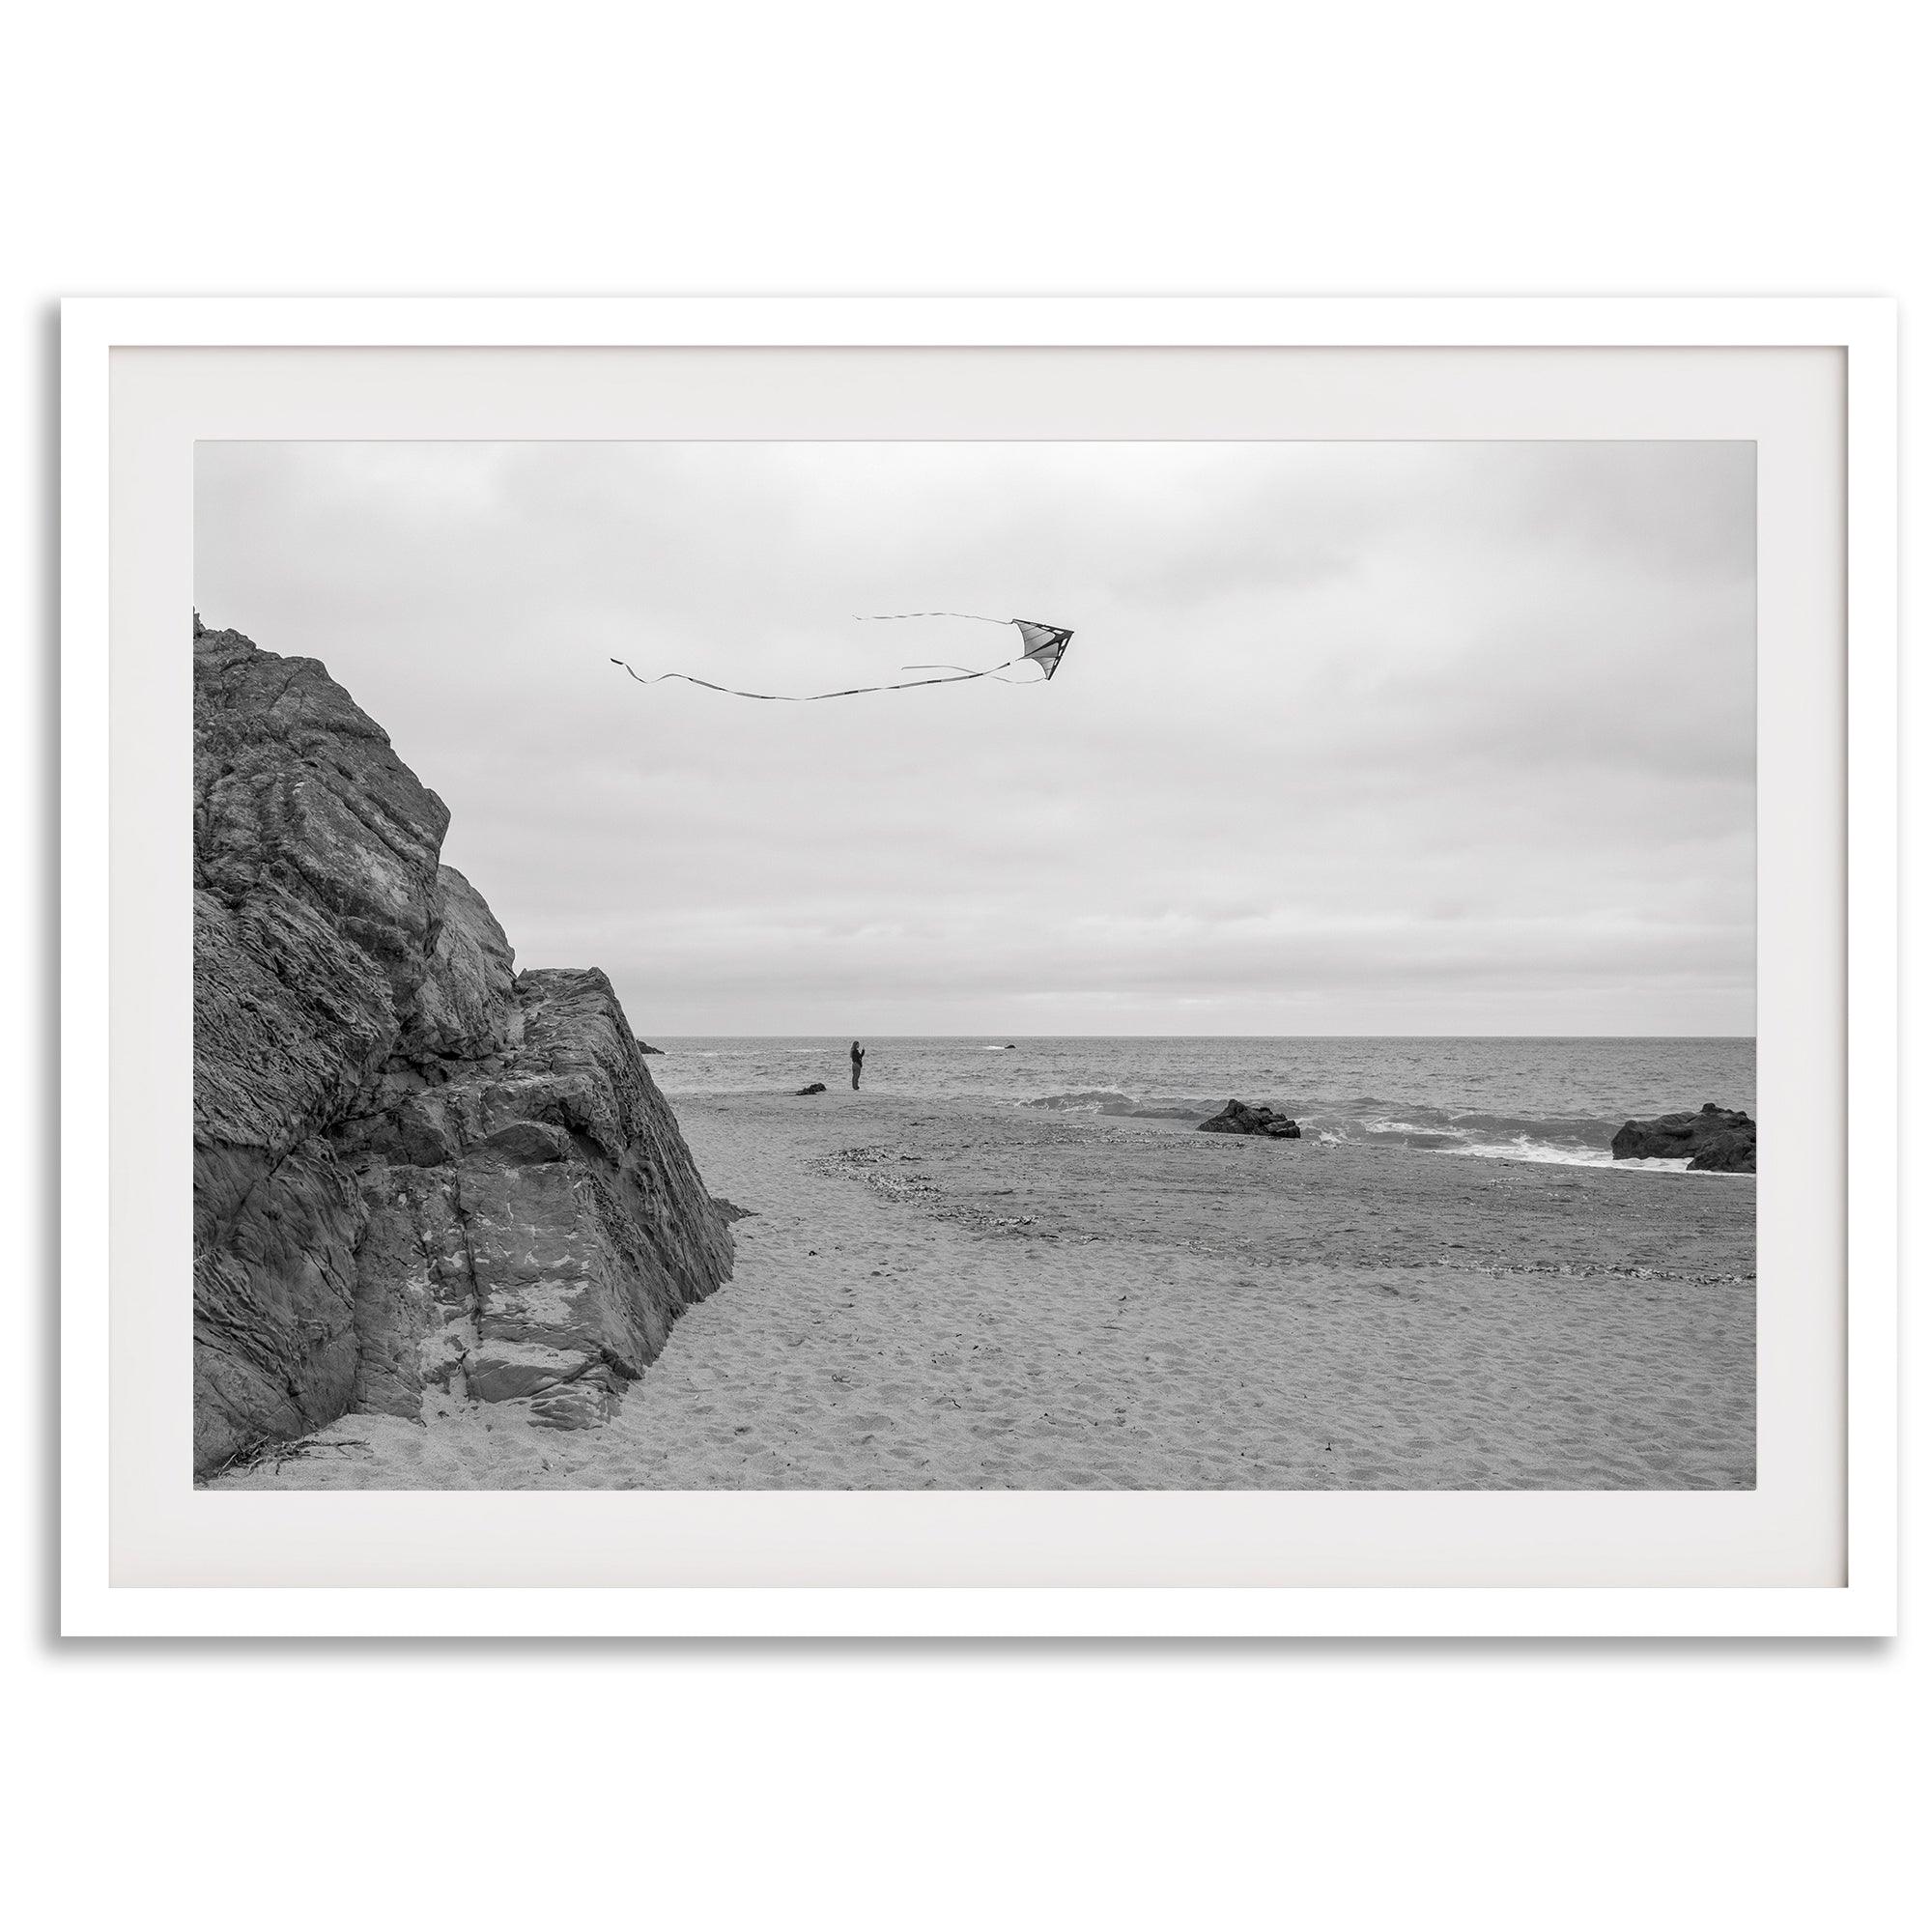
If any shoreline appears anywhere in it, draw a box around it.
[814,1095,1753,1177]
[651,1037,1758,1176]
[212,1087,1755,1493]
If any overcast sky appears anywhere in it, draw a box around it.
[196,440,1754,1037]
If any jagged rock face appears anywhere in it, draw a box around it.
[1610,1103,1756,1174]
[193,626,731,1473]
[193,631,453,1469]
[345,967,734,1431]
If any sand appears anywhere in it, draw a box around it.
[212,1090,1755,1492]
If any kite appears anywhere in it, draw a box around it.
[610,612,1073,701]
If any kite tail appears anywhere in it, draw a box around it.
[610,656,1024,701]
[854,611,1012,625]
[900,662,1039,684]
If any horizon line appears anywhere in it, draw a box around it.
[638,1031,1759,1041]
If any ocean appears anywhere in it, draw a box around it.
[649,1036,1756,1170]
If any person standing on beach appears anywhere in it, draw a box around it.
[850,1040,866,1090]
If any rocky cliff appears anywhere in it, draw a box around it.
[193,623,732,1475]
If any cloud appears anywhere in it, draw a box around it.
[196,440,1755,1035]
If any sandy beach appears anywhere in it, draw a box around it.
[213,1088,1754,1492]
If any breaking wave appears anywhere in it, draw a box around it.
[1018,1089,1228,1122]
[1013,1090,1744,1172]
[1019,1089,1138,1112]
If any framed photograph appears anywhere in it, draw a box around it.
[60,297,1897,1636]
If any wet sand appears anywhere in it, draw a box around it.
[213,1090,1755,1492]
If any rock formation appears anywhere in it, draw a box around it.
[194,624,732,1475]
[1610,1103,1756,1173]
[1197,1100,1302,1139]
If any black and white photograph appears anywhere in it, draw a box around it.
[192,438,1757,1492]
[19,0,1925,1914]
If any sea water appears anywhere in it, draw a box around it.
[649,1036,1755,1170]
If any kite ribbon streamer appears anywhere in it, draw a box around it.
[609,657,1025,701]
[856,611,1013,625]
[611,614,1073,701]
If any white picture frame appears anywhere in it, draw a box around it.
[60,297,1898,1637]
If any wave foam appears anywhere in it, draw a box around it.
[1003,1080,1747,1175]
[1018,1089,1138,1113]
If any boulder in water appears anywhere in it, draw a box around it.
[1197,1099,1302,1139]
[1610,1102,1755,1173]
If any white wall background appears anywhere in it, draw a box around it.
[6,4,1921,1929]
